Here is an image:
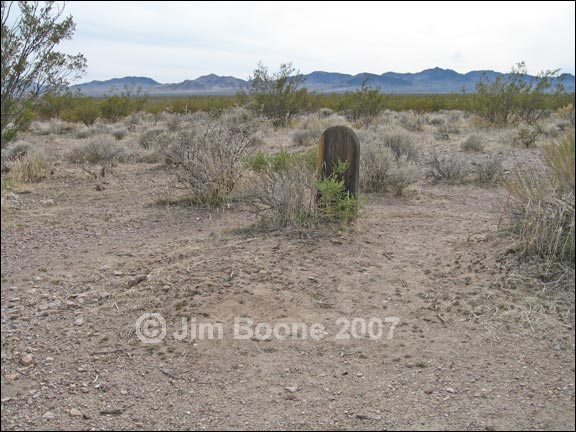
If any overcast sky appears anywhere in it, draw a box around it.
[61,1,575,84]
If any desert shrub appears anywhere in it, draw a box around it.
[112,127,128,141]
[136,150,164,164]
[426,151,470,183]
[165,114,184,132]
[555,120,572,132]
[461,134,485,152]
[399,112,425,132]
[292,112,350,147]
[383,133,418,162]
[30,119,77,136]
[68,137,129,165]
[139,128,167,149]
[244,62,310,127]
[341,81,387,122]
[100,95,133,121]
[466,62,565,126]
[360,144,418,196]
[316,162,360,224]
[62,98,100,126]
[74,127,93,139]
[473,154,503,184]
[246,152,317,229]
[359,128,417,162]
[4,143,31,161]
[167,108,261,205]
[318,108,334,118]
[426,114,446,126]
[434,123,460,141]
[506,133,574,263]
[513,126,540,148]
[246,151,358,229]
[292,129,315,146]
[386,157,419,196]
[4,151,50,184]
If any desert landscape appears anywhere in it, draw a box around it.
[1,107,574,430]
[2,1,575,431]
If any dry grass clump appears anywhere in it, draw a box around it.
[3,151,51,186]
[461,134,485,152]
[506,133,574,265]
[68,136,130,165]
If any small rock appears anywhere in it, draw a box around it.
[331,239,343,245]
[21,354,34,366]
[74,318,84,326]
[552,344,561,351]
[69,408,83,417]
[446,387,456,394]
[285,386,299,393]
[42,411,55,420]
[127,274,147,288]
[95,184,105,191]
[424,389,434,394]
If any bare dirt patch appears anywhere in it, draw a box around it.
[2,115,574,430]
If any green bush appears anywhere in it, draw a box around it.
[340,80,387,122]
[244,62,310,127]
[467,62,566,126]
[316,163,359,224]
[62,98,100,126]
[100,96,133,121]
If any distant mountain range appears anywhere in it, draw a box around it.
[71,67,575,96]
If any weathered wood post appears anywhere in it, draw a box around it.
[317,126,360,196]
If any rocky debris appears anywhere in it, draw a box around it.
[69,408,83,417]
[41,411,55,420]
[284,386,299,393]
[20,354,34,366]
[127,274,148,288]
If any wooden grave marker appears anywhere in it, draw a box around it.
[317,125,360,196]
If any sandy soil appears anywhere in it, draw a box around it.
[1,118,575,431]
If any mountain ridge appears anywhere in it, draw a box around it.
[71,67,575,96]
